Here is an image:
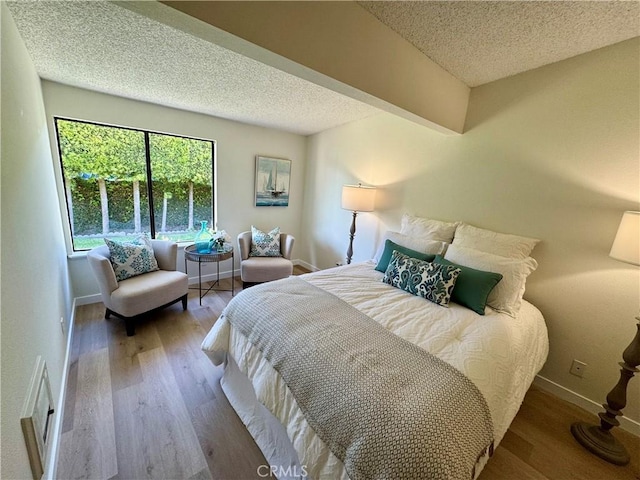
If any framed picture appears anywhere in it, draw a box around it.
[21,356,54,479]
[255,156,291,207]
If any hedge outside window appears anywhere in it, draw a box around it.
[55,118,216,251]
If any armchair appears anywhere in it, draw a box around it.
[87,240,188,336]
[238,231,295,288]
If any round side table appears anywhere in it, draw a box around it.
[184,244,234,305]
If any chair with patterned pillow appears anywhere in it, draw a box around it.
[238,227,295,288]
[87,237,188,336]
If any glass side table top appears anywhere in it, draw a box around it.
[184,244,233,262]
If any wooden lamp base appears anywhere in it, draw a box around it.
[571,318,639,466]
[345,211,357,265]
[571,421,630,465]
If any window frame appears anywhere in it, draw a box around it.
[53,116,217,252]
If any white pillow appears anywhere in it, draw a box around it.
[452,223,540,260]
[400,214,458,243]
[373,231,447,262]
[444,244,538,317]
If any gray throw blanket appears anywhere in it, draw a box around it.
[225,276,494,480]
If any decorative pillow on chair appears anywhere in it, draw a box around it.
[250,226,282,257]
[382,250,461,307]
[104,235,159,282]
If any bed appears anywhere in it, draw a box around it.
[202,219,548,480]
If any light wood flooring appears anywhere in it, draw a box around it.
[58,269,639,480]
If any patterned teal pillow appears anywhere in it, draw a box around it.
[382,250,461,307]
[104,235,159,282]
[250,226,282,257]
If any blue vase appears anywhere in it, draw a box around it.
[194,221,212,253]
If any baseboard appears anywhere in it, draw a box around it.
[78,262,314,300]
[293,259,320,272]
[75,293,101,306]
[534,375,640,436]
[189,266,236,285]
[45,298,77,480]
[75,269,239,304]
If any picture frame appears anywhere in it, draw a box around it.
[21,356,54,479]
[255,156,291,207]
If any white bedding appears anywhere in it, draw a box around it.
[202,261,549,479]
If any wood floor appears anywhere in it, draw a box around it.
[58,269,639,480]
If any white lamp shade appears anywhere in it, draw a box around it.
[341,184,376,212]
[609,211,640,266]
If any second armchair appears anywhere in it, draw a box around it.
[237,231,295,288]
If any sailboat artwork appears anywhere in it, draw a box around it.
[255,156,291,207]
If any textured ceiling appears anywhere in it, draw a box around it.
[360,1,640,87]
[6,1,379,136]
[7,1,640,135]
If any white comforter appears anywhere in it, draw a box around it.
[202,262,549,479]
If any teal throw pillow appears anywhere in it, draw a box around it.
[250,226,282,257]
[382,251,461,307]
[375,239,436,273]
[104,235,159,282]
[434,255,503,315]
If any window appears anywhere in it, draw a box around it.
[55,118,215,251]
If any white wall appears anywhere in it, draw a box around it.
[1,5,74,478]
[301,38,640,425]
[41,81,307,299]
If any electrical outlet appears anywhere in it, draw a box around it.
[570,359,587,378]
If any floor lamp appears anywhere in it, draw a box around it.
[571,210,640,465]
[341,183,376,264]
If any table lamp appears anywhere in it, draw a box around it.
[341,183,376,264]
[571,210,640,465]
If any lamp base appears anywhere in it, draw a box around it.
[570,422,630,466]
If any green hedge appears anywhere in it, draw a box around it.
[70,178,212,234]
